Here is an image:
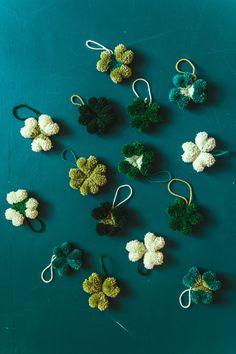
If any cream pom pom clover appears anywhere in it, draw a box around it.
[13,104,59,152]
[126,232,165,272]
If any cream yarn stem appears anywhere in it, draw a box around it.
[112,185,133,208]
[85,40,113,53]
[41,255,56,283]
[132,78,153,105]
[179,288,192,308]
[168,178,193,205]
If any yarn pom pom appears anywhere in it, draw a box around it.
[52,242,83,277]
[128,98,160,132]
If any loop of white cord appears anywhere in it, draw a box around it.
[85,40,113,53]
[41,255,57,284]
[112,185,133,208]
[132,78,153,105]
[179,288,192,309]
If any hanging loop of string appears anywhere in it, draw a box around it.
[70,95,85,107]
[26,218,45,233]
[12,104,41,121]
[99,255,107,278]
[61,148,78,166]
[137,260,151,276]
[145,170,172,184]
[112,185,133,208]
[41,255,57,283]
[212,150,230,157]
[168,178,193,205]
[132,78,153,105]
[85,40,113,53]
[179,288,192,308]
[175,58,196,77]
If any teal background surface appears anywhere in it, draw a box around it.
[1,0,236,353]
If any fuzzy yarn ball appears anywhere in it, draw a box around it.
[169,72,207,109]
[118,142,155,179]
[182,131,216,172]
[128,97,160,132]
[52,242,83,277]
[20,114,59,152]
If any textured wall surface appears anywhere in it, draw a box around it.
[0,1,236,353]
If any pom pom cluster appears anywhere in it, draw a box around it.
[96,44,134,83]
[128,97,160,132]
[20,114,59,152]
[169,72,207,109]
[83,272,120,311]
[78,97,116,134]
[118,142,154,179]
[126,232,165,270]
[5,189,39,226]
[69,156,107,195]
[182,131,216,172]
[183,266,221,305]
[52,242,83,276]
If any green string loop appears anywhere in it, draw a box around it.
[145,170,173,184]
[212,150,229,157]
[61,148,78,167]
[26,218,45,233]
[12,104,41,121]
[137,260,151,276]
[99,255,108,278]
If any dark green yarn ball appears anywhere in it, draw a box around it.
[78,97,116,134]
[52,242,83,276]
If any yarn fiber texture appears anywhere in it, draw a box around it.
[118,142,154,179]
[82,272,120,311]
[169,72,207,109]
[20,114,59,152]
[78,97,116,134]
[128,97,160,132]
[52,242,83,276]
[183,266,221,304]
[96,44,134,83]
[69,156,107,195]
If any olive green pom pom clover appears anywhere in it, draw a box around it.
[70,95,117,135]
[82,256,120,311]
[179,267,221,308]
[62,149,107,196]
[13,104,60,152]
[41,242,83,283]
[92,184,133,236]
[167,178,203,235]
[169,58,207,109]
[128,78,161,132]
[118,142,155,179]
[86,40,134,84]
[5,189,44,232]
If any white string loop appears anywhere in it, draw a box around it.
[41,255,56,284]
[112,185,133,208]
[85,40,113,53]
[132,78,153,105]
[179,288,192,309]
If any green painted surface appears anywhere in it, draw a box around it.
[0,0,235,353]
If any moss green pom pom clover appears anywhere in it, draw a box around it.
[5,189,44,232]
[179,267,222,308]
[41,242,83,283]
[13,104,60,152]
[128,78,161,132]
[92,184,133,236]
[62,149,107,196]
[70,95,116,135]
[169,58,207,109]
[86,40,134,84]
[167,178,203,234]
[82,256,120,311]
[118,142,155,179]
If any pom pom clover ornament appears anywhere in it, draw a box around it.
[179,267,222,308]
[128,78,161,132]
[86,40,134,84]
[70,95,117,135]
[41,242,83,283]
[62,149,107,196]
[92,184,133,236]
[13,104,59,152]
[169,58,207,109]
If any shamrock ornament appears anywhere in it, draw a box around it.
[169,58,207,109]
[118,142,155,179]
[86,40,134,84]
[13,104,59,152]
[71,95,116,135]
[179,266,222,308]
[126,232,165,271]
[182,131,216,172]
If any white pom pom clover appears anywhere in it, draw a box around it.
[126,232,165,270]
[182,132,216,172]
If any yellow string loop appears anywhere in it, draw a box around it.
[70,95,85,106]
[175,58,196,77]
[167,178,193,205]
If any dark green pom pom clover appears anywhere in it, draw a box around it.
[128,97,160,132]
[52,242,83,276]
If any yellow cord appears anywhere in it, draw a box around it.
[175,58,196,77]
[167,178,193,205]
[70,95,85,106]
